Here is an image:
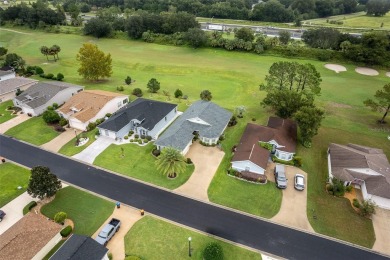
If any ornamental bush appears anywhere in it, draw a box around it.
[60,225,72,237]
[132,88,143,97]
[59,118,68,126]
[203,242,224,260]
[54,211,67,224]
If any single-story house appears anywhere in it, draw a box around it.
[57,90,128,131]
[156,100,232,155]
[231,123,271,175]
[328,143,390,209]
[0,213,63,260]
[98,98,177,140]
[0,69,15,82]
[50,234,109,260]
[13,81,83,116]
[0,77,38,103]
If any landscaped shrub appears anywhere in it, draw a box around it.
[35,66,44,75]
[95,129,100,136]
[46,73,54,79]
[260,142,273,151]
[42,109,60,123]
[359,200,376,217]
[231,145,237,152]
[87,122,97,131]
[134,134,139,139]
[117,86,124,91]
[60,225,72,237]
[152,148,161,157]
[54,211,67,224]
[203,242,224,260]
[23,201,37,215]
[146,136,152,141]
[59,118,68,126]
[55,125,66,132]
[52,103,59,109]
[124,135,129,140]
[143,139,149,143]
[228,116,237,127]
[186,158,193,164]
[346,185,353,192]
[140,134,146,139]
[252,118,256,121]
[105,113,112,118]
[138,139,142,144]
[132,88,143,97]
[293,156,302,167]
[129,130,134,135]
[272,156,294,166]
[56,73,64,81]
[219,135,225,141]
[353,199,360,208]
[330,178,345,197]
[130,139,134,142]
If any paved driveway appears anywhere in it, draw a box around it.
[0,192,39,235]
[92,206,142,260]
[372,207,390,255]
[0,114,30,133]
[41,129,82,152]
[266,163,314,232]
[174,142,224,201]
[72,136,113,164]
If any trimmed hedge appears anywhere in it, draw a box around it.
[60,225,72,237]
[23,201,37,215]
[203,242,224,260]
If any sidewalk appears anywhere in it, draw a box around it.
[0,192,39,235]
[41,129,82,152]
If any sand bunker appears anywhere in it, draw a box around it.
[386,72,390,78]
[324,64,347,73]
[355,67,379,76]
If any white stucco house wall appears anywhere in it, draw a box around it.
[0,77,38,103]
[98,98,178,140]
[328,143,390,209]
[0,69,15,82]
[13,81,83,116]
[57,90,128,131]
[155,100,232,155]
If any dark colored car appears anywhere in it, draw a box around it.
[0,210,6,222]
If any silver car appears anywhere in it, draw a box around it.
[294,174,305,191]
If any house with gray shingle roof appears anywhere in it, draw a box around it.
[50,234,109,260]
[0,77,38,102]
[13,81,83,116]
[155,100,232,155]
[98,98,178,140]
[328,143,390,209]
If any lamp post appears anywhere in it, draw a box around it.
[188,237,192,257]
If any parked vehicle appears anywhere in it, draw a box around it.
[0,210,6,222]
[294,174,305,191]
[274,164,287,189]
[95,218,121,246]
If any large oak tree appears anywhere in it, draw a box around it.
[76,43,112,81]
[27,166,62,200]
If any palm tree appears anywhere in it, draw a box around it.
[155,147,187,178]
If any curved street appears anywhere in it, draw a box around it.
[0,135,388,260]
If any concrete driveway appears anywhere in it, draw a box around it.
[174,142,225,201]
[372,207,390,255]
[41,129,82,152]
[0,192,39,235]
[92,205,142,260]
[73,136,113,164]
[266,163,314,232]
[0,114,30,133]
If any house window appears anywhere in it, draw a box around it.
[165,116,167,121]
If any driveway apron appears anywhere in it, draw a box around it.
[372,207,390,255]
[72,136,113,164]
[174,142,225,202]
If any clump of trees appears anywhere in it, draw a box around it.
[76,43,112,81]
[260,61,324,147]
[40,45,61,61]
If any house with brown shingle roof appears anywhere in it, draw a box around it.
[231,118,297,175]
[328,143,390,209]
[0,213,62,260]
[57,90,128,131]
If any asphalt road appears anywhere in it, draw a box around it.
[0,135,387,260]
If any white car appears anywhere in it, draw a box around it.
[294,174,305,191]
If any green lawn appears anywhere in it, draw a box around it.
[305,12,390,30]
[4,116,60,145]
[2,29,390,246]
[0,162,30,207]
[94,143,195,190]
[0,100,18,124]
[40,186,114,236]
[125,216,261,260]
[58,130,97,156]
[208,119,282,219]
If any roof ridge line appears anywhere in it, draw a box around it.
[249,143,255,160]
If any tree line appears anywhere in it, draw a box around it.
[0,0,66,27]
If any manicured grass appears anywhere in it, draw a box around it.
[305,12,390,30]
[0,100,17,124]
[0,162,30,207]
[40,186,114,236]
[208,119,282,219]
[58,130,97,156]
[4,116,60,145]
[94,143,195,190]
[125,216,261,260]
[42,240,66,260]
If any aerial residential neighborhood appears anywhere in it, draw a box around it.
[0,1,390,259]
